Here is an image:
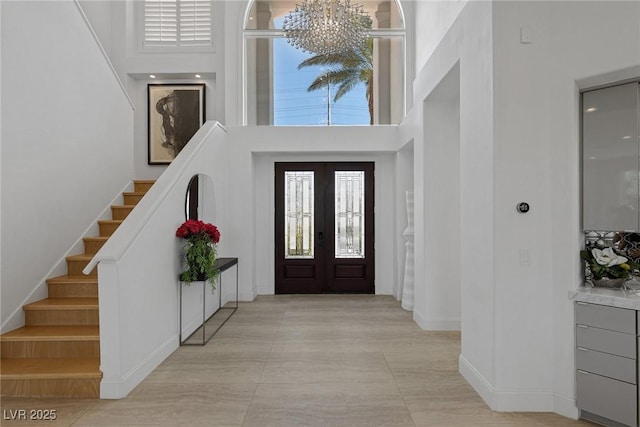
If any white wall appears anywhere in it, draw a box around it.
[413,0,467,75]
[402,0,496,399]
[403,0,640,418]
[78,0,113,56]
[492,0,640,415]
[420,63,461,330]
[1,1,134,332]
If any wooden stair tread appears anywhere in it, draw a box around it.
[1,326,99,342]
[83,236,109,242]
[97,220,122,231]
[133,180,155,184]
[0,358,101,380]
[122,191,146,196]
[111,204,137,209]
[23,299,98,310]
[47,275,98,285]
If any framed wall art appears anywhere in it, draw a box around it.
[148,84,206,165]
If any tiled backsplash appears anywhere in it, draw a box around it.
[584,231,640,263]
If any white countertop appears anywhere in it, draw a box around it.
[569,285,640,310]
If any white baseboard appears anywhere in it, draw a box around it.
[459,354,577,417]
[459,353,496,408]
[553,393,579,419]
[492,389,554,412]
[100,335,178,399]
[413,309,461,330]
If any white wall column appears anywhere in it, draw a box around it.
[417,63,461,330]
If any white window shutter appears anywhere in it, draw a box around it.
[143,0,212,48]
[179,0,212,45]
[144,0,178,44]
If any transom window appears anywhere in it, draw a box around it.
[243,0,405,126]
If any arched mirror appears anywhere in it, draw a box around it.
[185,174,200,220]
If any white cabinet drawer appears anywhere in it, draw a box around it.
[576,324,636,359]
[577,370,637,427]
[576,346,636,384]
[576,302,636,334]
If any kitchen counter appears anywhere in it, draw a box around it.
[569,285,640,310]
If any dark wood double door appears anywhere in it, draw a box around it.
[275,162,374,294]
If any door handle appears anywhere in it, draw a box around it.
[318,231,324,245]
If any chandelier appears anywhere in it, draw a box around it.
[282,0,372,56]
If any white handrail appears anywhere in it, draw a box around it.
[83,121,227,274]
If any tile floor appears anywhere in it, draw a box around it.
[1,295,593,426]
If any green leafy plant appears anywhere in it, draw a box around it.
[176,219,221,286]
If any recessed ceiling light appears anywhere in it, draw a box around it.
[249,16,254,20]
[195,74,201,78]
[589,156,597,160]
[149,74,156,79]
[585,107,597,113]
[622,135,632,140]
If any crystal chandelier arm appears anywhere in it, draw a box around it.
[282,0,371,56]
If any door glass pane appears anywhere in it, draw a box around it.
[335,171,365,258]
[285,171,314,259]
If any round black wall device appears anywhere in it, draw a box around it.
[517,202,530,213]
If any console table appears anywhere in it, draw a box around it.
[179,257,238,346]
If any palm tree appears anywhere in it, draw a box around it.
[298,38,374,125]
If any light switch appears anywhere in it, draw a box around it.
[520,26,533,44]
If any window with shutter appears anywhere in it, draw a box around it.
[141,0,213,50]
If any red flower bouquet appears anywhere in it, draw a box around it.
[176,220,221,285]
[176,220,221,243]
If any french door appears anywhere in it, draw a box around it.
[275,162,374,294]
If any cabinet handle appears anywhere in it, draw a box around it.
[577,347,589,352]
[577,370,590,375]
[576,302,589,306]
[577,325,589,329]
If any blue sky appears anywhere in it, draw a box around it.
[272,30,370,126]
